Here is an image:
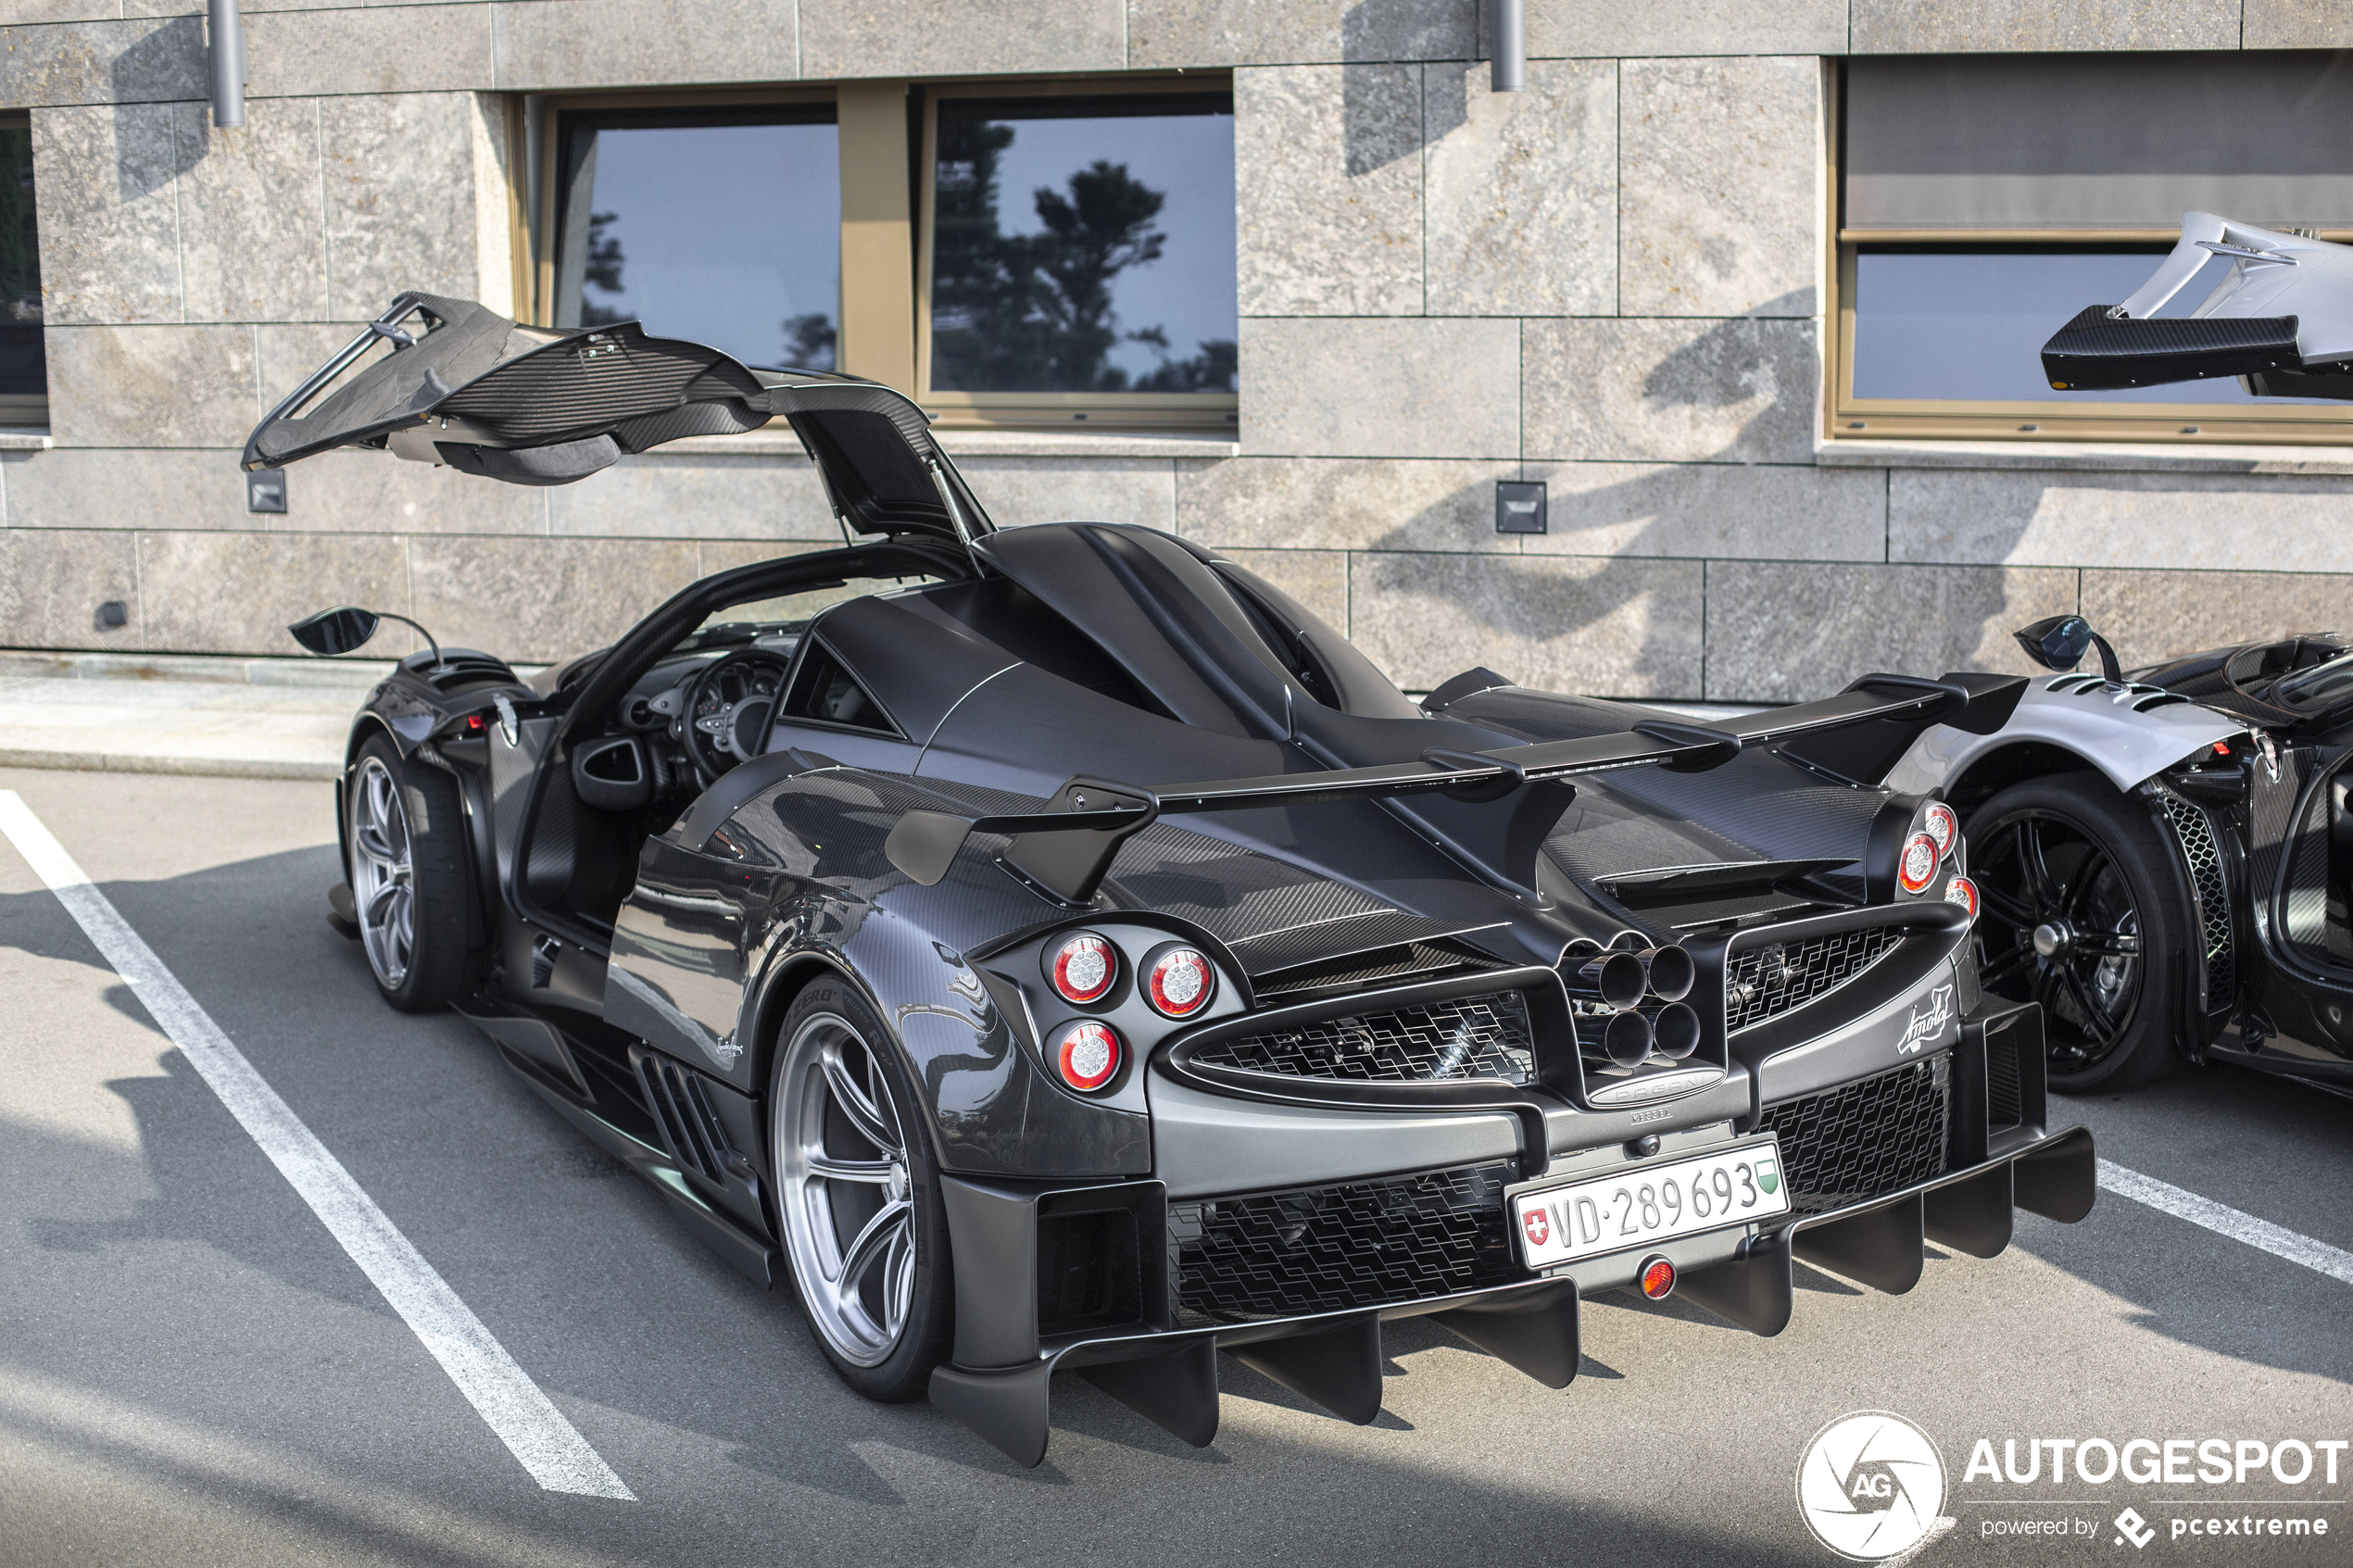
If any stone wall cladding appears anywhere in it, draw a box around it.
[0,2,2344,700]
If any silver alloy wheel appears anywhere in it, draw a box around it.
[775,1012,917,1368]
[348,756,415,990]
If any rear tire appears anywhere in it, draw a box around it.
[770,977,954,1401]
[1965,776,2189,1094]
[346,734,472,1012]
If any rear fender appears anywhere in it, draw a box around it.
[1891,679,2240,801]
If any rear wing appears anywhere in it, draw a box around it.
[886,671,2027,904]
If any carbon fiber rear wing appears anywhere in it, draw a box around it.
[885,671,2026,903]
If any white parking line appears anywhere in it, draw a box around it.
[0,790,634,1501]
[2097,1158,2353,1287]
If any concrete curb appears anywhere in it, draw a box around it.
[0,747,341,782]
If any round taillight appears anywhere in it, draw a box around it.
[1144,944,1215,1018]
[1944,875,1979,921]
[1046,931,1116,1003]
[1897,832,1941,896]
[1639,1254,1677,1300]
[1921,801,1958,855]
[1054,1021,1122,1092]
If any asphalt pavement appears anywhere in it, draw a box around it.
[0,767,2346,1568]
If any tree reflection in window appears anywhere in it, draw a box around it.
[931,97,1236,395]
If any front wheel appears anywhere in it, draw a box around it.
[346,734,473,1011]
[770,978,953,1401]
[1965,776,2189,1093]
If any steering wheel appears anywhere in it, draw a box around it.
[683,648,791,784]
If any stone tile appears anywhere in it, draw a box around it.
[273,448,549,536]
[244,5,495,97]
[2082,570,2353,665]
[257,322,368,417]
[800,0,1121,77]
[321,94,490,320]
[1349,551,1703,698]
[138,530,411,655]
[174,99,331,323]
[1522,317,1817,464]
[5,447,248,531]
[1216,546,1349,633]
[1522,461,1885,562]
[1424,59,1614,317]
[1850,0,2239,51]
[409,536,704,664]
[0,528,138,649]
[548,453,838,540]
[1174,455,1516,552]
[45,326,258,448]
[1240,317,1516,459]
[10,4,136,21]
[1526,1,1849,56]
[0,16,205,109]
[1236,64,1423,318]
[2246,0,2353,45]
[954,457,1173,533]
[1127,0,1477,67]
[492,0,799,92]
[31,103,186,325]
[1619,56,1818,320]
[1703,562,2079,705]
[1888,470,2353,574]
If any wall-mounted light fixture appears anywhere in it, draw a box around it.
[208,0,246,129]
[1491,0,1526,93]
[1495,480,1546,534]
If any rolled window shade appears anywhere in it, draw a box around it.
[1845,52,2353,232]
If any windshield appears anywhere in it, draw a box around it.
[2270,648,2353,715]
[672,571,945,653]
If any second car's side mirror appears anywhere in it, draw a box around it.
[288,605,381,656]
[2013,613,2122,684]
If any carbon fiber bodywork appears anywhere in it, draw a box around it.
[260,296,2094,1468]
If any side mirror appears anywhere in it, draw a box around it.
[2013,613,2122,684]
[288,606,382,656]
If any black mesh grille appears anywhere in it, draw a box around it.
[2161,790,2233,1005]
[1186,991,1534,1084]
[1986,1031,2022,1130]
[1725,926,1903,1032]
[1758,1055,1951,1216]
[1169,1161,1520,1324]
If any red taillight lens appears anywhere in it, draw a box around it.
[1920,801,1958,856]
[465,712,484,733]
[1048,932,1116,1003]
[1944,875,1979,921]
[1054,1021,1122,1091]
[1145,945,1214,1017]
[1897,832,1941,895]
[1639,1254,1677,1300]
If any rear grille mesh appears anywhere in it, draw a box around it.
[1758,1055,1951,1216]
[1185,990,1535,1084]
[1725,925,1903,1033]
[1169,1161,1520,1324]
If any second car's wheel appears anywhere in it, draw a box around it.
[346,733,473,1012]
[1965,776,2189,1093]
[771,977,953,1401]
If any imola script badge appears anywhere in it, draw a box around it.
[1894,984,1956,1057]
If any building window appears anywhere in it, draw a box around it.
[550,102,840,371]
[919,84,1236,429]
[0,112,44,422]
[1831,53,2353,444]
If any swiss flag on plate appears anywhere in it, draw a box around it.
[1522,1209,1550,1247]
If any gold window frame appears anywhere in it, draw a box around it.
[914,76,1238,432]
[1823,64,2353,447]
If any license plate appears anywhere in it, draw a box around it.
[1511,1138,1790,1269]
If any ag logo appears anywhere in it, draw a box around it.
[1522,1209,1550,1248]
[1894,984,1956,1056]
[1795,1411,1946,1561]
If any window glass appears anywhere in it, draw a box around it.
[555,108,839,370]
[929,95,1235,395]
[1850,248,2340,405]
[678,571,945,653]
[0,120,42,405]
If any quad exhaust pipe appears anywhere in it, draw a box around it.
[1567,940,1701,1067]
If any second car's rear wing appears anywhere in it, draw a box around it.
[886,671,2027,903]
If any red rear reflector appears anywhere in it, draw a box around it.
[1053,1021,1122,1092]
[1897,831,1941,895]
[1048,932,1116,1003]
[2213,741,2231,756]
[465,713,484,732]
[1639,1255,1677,1300]
[1145,945,1214,1017]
